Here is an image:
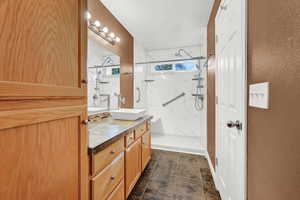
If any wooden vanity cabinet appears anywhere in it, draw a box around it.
[125,138,142,198]
[92,153,124,200]
[107,181,125,200]
[89,120,151,200]
[141,131,151,171]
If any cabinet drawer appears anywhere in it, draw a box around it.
[92,153,124,200]
[125,130,135,147]
[107,180,125,200]
[91,137,124,175]
[135,122,147,139]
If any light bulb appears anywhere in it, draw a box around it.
[102,27,109,33]
[86,12,92,20]
[115,37,121,43]
[109,32,115,38]
[94,20,101,27]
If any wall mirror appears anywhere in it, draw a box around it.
[87,30,121,115]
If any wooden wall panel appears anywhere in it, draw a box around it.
[248,0,300,199]
[206,0,221,169]
[207,56,217,168]
[88,0,134,108]
[207,0,221,57]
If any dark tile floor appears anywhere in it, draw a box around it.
[128,149,221,200]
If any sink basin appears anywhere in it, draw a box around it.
[110,109,146,121]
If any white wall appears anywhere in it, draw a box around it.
[87,38,120,109]
[134,41,148,109]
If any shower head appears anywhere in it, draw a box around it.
[174,49,194,59]
[101,56,114,67]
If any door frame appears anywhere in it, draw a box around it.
[214,0,248,199]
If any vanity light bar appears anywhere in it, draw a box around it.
[86,11,121,45]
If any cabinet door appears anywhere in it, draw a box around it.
[0,0,87,99]
[0,0,88,199]
[107,181,125,200]
[125,138,142,198]
[141,131,151,171]
[0,110,88,200]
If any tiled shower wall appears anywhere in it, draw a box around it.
[134,37,208,152]
[88,38,120,109]
[147,46,207,144]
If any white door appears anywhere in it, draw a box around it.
[215,0,247,200]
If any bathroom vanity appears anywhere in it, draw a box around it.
[88,116,152,200]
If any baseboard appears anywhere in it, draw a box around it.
[205,151,218,191]
[151,144,206,156]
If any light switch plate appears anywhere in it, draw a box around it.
[249,82,269,109]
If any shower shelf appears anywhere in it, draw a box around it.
[144,79,155,82]
[192,77,204,81]
[192,94,204,98]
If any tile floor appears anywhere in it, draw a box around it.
[128,149,221,200]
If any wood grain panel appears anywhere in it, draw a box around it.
[91,137,124,176]
[125,138,142,198]
[207,56,217,168]
[88,0,134,108]
[247,0,300,199]
[0,81,85,99]
[206,0,221,169]
[135,122,147,139]
[92,153,124,200]
[0,99,85,112]
[0,117,81,200]
[0,105,85,130]
[141,131,151,171]
[107,181,125,200]
[0,0,78,86]
[0,0,88,199]
[207,0,221,57]
[125,130,135,148]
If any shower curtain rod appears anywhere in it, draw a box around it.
[88,56,206,69]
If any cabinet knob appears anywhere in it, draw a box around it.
[110,176,115,180]
[82,120,89,125]
[110,150,116,154]
[81,79,87,84]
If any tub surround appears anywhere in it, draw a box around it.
[88,115,153,154]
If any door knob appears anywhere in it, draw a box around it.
[226,120,242,130]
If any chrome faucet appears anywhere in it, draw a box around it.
[114,93,125,109]
[93,91,111,111]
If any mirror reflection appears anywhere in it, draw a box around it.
[87,31,120,115]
